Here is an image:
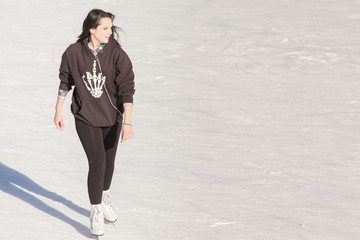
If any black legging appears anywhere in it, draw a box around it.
[75,119,122,204]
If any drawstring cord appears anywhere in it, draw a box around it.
[94,55,123,123]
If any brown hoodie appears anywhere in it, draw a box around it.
[58,37,135,127]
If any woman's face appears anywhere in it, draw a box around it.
[91,17,113,44]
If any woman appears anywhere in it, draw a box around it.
[54,9,135,236]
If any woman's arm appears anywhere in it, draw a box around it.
[114,48,135,142]
[114,48,135,104]
[121,105,133,142]
[55,50,73,131]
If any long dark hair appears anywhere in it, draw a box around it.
[77,9,123,44]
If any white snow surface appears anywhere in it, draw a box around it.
[1,0,360,239]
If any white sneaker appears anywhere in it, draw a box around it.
[102,190,118,222]
[90,204,104,236]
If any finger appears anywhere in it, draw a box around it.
[55,120,60,129]
[123,132,133,141]
[121,129,125,143]
[57,121,64,131]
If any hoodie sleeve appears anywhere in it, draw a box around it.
[114,48,135,103]
[58,50,75,91]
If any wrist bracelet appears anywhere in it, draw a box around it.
[122,123,133,127]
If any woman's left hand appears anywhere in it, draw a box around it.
[121,124,133,142]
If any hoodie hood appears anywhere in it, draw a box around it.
[81,37,120,56]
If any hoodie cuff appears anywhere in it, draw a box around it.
[122,95,133,104]
[59,82,72,91]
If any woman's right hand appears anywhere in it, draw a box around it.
[54,110,65,130]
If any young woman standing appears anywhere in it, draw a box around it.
[54,9,135,236]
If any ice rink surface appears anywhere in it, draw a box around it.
[1,0,360,239]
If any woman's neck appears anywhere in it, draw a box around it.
[89,38,101,50]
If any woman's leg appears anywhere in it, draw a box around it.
[75,119,106,204]
[102,121,122,191]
